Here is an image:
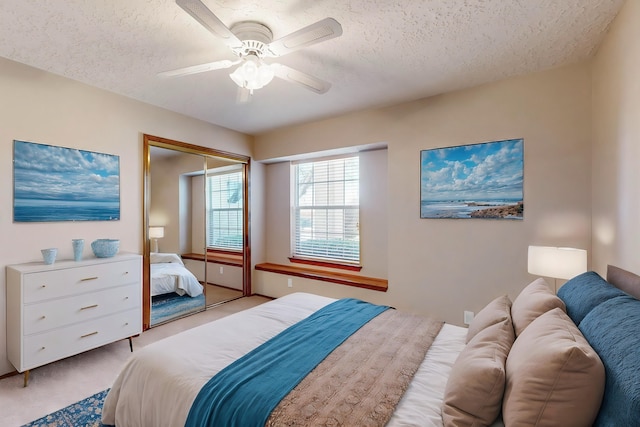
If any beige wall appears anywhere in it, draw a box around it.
[255,63,592,325]
[591,0,640,274]
[249,160,266,286]
[183,259,243,291]
[150,152,205,254]
[0,57,253,376]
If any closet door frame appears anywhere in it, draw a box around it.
[142,134,251,330]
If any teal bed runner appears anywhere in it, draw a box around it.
[185,298,390,427]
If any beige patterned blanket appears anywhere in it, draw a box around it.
[266,309,444,427]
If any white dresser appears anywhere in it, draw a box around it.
[6,253,142,386]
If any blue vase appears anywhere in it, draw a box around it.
[72,239,84,262]
[41,248,58,265]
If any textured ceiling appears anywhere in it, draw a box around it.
[0,0,625,135]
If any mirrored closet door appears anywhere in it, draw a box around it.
[142,134,250,330]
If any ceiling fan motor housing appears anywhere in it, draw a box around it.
[230,21,274,57]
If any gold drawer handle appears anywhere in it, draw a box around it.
[80,304,98,310]
[80,276,99,282]
[81,331,98,338]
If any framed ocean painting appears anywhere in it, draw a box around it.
[13,140,120,222]
[420,138,524,219]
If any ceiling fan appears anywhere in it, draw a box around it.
[159,0,343,97]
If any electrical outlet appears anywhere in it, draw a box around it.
[219,266,223,274]
[287,278,293,288]
[463,310,475,326]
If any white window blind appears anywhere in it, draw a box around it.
[207,170,243,251]
[293,155,360,263]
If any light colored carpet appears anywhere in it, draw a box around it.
[0,295,270,427]
[206,283,243,306]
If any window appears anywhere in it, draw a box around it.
[292,155,360,264]
[206,169,243,251]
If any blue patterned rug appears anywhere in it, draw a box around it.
[150,292,205,326]
[22,389,111,427]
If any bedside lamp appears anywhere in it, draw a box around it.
[149,226,165,253]
[528,245,587,292]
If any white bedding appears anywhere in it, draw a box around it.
[102,293,467,427]
[150,253,203,297]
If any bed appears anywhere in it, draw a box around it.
[150,252,203,297]
[102,266,640,427]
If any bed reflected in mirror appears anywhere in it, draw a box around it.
[143,135,250,329]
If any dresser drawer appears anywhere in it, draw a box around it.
[23,284,140,335]
[22,259,140,303]
[21,309,141,371]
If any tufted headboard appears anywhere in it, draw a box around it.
[606,264,640,300]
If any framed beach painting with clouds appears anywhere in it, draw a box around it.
[13,140,120,222]
[420,138,523,219]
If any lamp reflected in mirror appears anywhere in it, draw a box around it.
[149,226,165,253]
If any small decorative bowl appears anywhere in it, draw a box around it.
[91,239,120,258]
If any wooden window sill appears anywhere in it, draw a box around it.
[288,257,362,272]
[255,262,387,292]
[182,252,243,267]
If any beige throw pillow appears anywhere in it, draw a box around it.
[466,294,512,344]
[503,308,605,427]
[442,318,515,426]
[511,278,565,336]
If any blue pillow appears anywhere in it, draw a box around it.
[579,295,640,427]
[557,271,626,325]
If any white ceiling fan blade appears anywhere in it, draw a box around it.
[176,0,242,48]
[158,59,240,78]
[271,63,331,94]
[266,17,343,57]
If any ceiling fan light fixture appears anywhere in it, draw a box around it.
[229,55,274,92]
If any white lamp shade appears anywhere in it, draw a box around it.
[149,226,165,239]
[528,245,587,280]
